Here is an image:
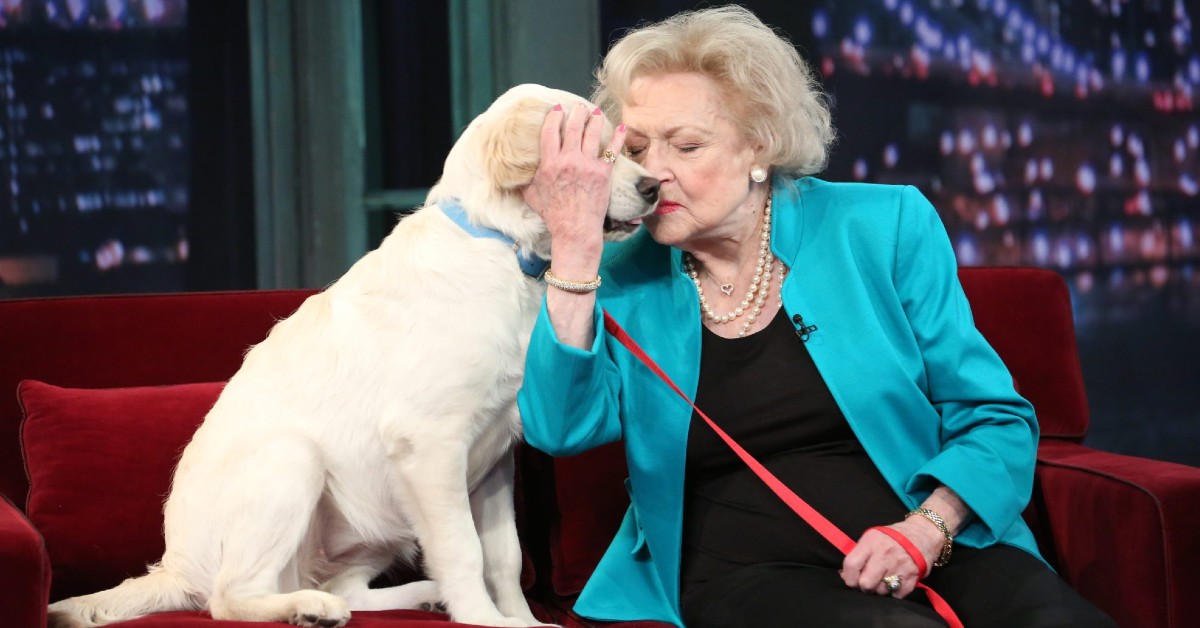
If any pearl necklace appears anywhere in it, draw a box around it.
[684,194,785,337]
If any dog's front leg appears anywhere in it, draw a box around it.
[470,448,540,625]
[393,437,526,627]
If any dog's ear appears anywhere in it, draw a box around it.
[480,98,548,190]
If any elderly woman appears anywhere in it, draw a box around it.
[518,6,1114,628]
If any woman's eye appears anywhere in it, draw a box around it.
[677,145,700,153]
[625,146,646,157]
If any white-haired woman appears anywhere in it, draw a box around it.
[518,6,1114,627]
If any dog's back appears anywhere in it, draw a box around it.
[173,202,545,569]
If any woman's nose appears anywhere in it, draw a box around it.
[640,144,672,181]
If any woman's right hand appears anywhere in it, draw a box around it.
[523,102,628,268]
[522,102,627,349]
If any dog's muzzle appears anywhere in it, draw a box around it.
[604,177,660,235]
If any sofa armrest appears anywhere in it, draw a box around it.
[0,494,51,626]
[1031,441,1200,628]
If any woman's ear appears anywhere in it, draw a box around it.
[748,141,772,182]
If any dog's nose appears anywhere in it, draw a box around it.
[636,177,660,204]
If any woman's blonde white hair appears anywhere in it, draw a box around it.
[592,5,835,177]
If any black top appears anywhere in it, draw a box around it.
[680,309,909,591]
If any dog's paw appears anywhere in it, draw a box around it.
[46,599,111,628]
[440,610,537,627]
[293,617,344,628]
[46,609,90,628]
[418,601,449,613]
[285,591,350,628]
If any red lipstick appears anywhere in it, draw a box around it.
[655,200,682,215]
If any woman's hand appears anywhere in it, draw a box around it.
[523,102,628,268]
[522,103,627,350]
[840,519,943,598]
[841,487,971,598]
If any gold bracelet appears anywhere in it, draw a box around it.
[906,507,954,567]
[543,269,602,293]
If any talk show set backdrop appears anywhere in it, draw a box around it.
[1,0,1197,468]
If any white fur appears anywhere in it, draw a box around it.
[48,84,656,628]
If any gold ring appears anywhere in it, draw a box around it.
[601,149,617,164]
[882,574,902,593]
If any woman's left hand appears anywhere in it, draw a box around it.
[840,518,943,598]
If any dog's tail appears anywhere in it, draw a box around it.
[47,567,198,628]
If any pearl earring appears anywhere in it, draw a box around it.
[750,166,767,183]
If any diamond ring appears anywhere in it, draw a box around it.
[882,574,902,593]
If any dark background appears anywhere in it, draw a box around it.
[0,0,1196,467]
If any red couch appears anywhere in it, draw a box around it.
[2,267,1198,628]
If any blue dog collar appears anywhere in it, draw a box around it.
[439,199,549,279]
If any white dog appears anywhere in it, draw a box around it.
[48,84,658,628]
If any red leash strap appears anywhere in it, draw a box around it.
[870,526,929,578]
[602,311,964,628]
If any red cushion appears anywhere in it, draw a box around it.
[19,380,222,600]
[0,290,314,510]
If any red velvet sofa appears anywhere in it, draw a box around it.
[2,267,1198,628]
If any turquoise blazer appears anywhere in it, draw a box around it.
[517,177,1042,626]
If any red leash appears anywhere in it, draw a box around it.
[602,311,964,628]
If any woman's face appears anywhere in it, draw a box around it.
[621,72,762,251]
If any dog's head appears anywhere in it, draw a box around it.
[428,84,659,259]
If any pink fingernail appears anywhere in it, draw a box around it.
[592,107,602,115]
[552,104,563,112]
[617,123,626,132]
